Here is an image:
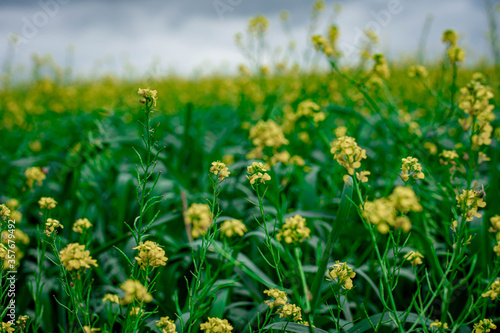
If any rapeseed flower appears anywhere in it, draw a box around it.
[0,204,10,221]
[186,203,213,239]
[326,261,356,290]
[45,218,63,236]
[25,167,46,187]
[210,161,230,181]
[472,319,497,333]
[220,219,247,238]
[482,278,500,300]
[247,162,271,185]
[120,279,152,304]
[400,156,424,181]
[200,318,233,333]
[59,243,97,271]
[133,240,168,269]
[157,316,177,333]
[137,88,157,107]
[102,294,120,304]
[430,320,448,329]
[277,304,302,322]
[330,136,367,176]
[72,218,92,233]
[276,215,310,244]
[39,197,57,210]
[405,251,424,266]
[263,288,288,308]
[456,189,486,222]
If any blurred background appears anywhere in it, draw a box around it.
[1,0,499,78]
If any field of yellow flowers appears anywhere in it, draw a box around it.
[1,7,500,333]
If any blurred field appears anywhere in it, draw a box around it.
[1,4,500,333]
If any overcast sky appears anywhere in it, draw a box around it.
[1,0,499,77]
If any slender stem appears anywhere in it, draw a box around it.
[294,246,311,313]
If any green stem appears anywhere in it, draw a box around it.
[294,246,311,313]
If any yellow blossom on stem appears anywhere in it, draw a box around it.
[157,316,177,333]
[356,171,370,183]
[247,162,272,185]
[440,150,459,165]
[276,215,310,244]
[137,88,157,107]
[330,136,367,176]
[210,161,230,181]
[326,261,356,290]
[430,320,448,329]
[133,240,168,269]
[72,218,92,233]
[0,322,15,333]
[373,54,390,79]
[482,278,500,300]
[59,243,97,271]
[25,167,46,187]
[129,307,143,316]
[400,156,424,181]
[472,319,497,333]
[39,197,57,210]
[405,251,424,266]
[456,189,486,222]
[489,215,500,233]
[83,326,100,333]
[102,294,120,304]
[45,218,63,236]
[220,219,247,238]
[277,304,302,322]
[120,279,152,304]
[0,204,10,222]
[200,318,233,333]
[263,288,288,308]
[408,65,428,78]
[186,203,213,239]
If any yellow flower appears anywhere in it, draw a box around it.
[39,197,57,210]
[373,54,390,79]
[276,215,311,244]
[472,319,497,333]
[129,307,143,316]
[0,204,10,221]
[442,29,458,47]
[157,316,177,333]
[405,251,424,266]
[400,156,424,181]
[263,288,288,308]
[334,126,348,138]
[72,218,92,233]
[210,161,230,181]
[408,65,428,78]
[133,240,168,269]
[45,218,63,236]
[440,150,459,165]
[356,171,370,183]
[246,162,272,185]
[447,47,465,63]
[430,320,448,329]
[0,322,15,333]
[200,318,233,333]
[311,35,334,56]
[0,244,8,261]
[220,219,247,238]
[25,167,46,187]
[186,203,213,239]
[120,279,152,304]
[5,199,19,210]
[102,293,120,304]
[330,136,367,176]
[482,278,500,300]
[456,189,486,222]
[83,326,100,333]
[478,152,490,164]
[277,303,302,322]
[59,243,97,271]
[389,186,423,213]
[249,120,289,149]
[326,261,356,290]
[489,215,500,233]
[137,88,157,107]
[9,210,22,223]
[423,142,437,155]
[2,229,29,245]
[248,15,268,35]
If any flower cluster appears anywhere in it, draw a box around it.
[363,186,422,234]
[45,218,63,236]
[330,136,367,179]
[311,35,334,57]
[482,278,500,301]
[83,326,100,333]
[0,204,10,222]
[248,15,268,35]
[407,65,428,78]
[296,100,325,125]
[278,304,302,322]
[200,317,233,333]
[326,261,356,290]
[472,319,497,333]
[246,162,271,185]
[102,294,120,304]
[400,156,424,182]
[120,279,152,304]
[440,150,459,166]
[220,219,247,238]
[276,214,311,244]
[25,166,46,187]
[442,30,465,63]
[157,316,177,333]
[72,218,92,233]
[133,240,168,269]
[210,161,230,181]
[0,322,15,333]
[247,120,289,160]
[489,216,500,256]
[263,288,288,308]
[356,170,371,183]
[456,189,486,222]
[430,320,448,330]
[6,199,22,223]
[186,203,213,239]
[458,79,495,148]
[59,243,97,271]
[373,54,390,79]
[405,251,424,266]
[137,88,157,107]
[39,197,57,210]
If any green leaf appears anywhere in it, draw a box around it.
[345,311,427,333]
[263,322,329,333]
